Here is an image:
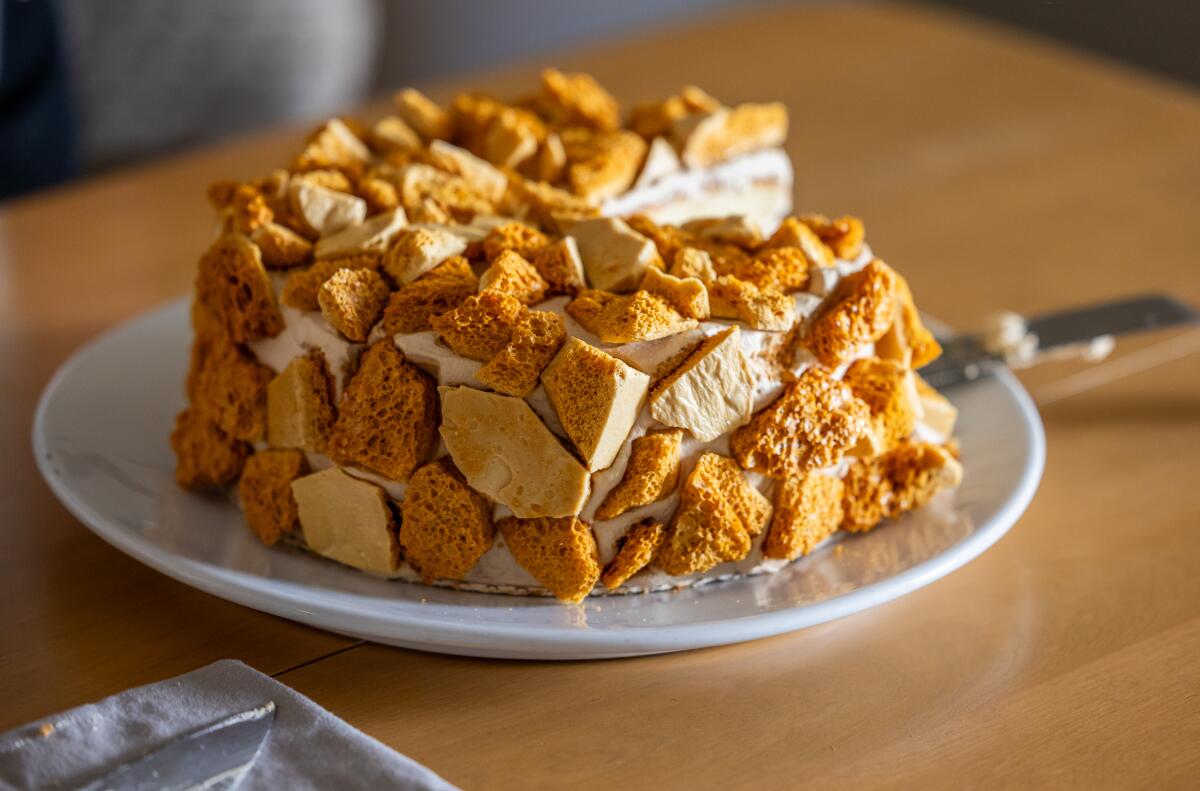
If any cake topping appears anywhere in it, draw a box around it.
[427,140,508,203]
[731,366,870,478]
[400,458,495,582]
[639,267,710,320]
[429,292,525,361]
[763,217,834,268]
[706,275,796,331]
[381,256,478,335]
[281,254,380,312]
[196,234,284,343]
[497,515,601,603]
[439,386,591,518]
[530,236,587,295]
[650,327,754,442]
[294,118,371,172]
[682,215,762,249]
[537,131,567,183]
[292,467,401,575]
[326,340,439,481]
[841,442,963,533]
[762,473,844,561]
[540,337,651,472]
[796,213,866,261]
[607,328,705,381]
[288,179,367,238]
[843,357,922,457]
[481,222,551,262]
[383,225,470,286]
[170,408,249,490]
[878,272,942,369]
[479,249,550,305]
[601,518,666,589]
[238,449,308,546]
[393,87,452,141]
[249,222,313,269]
[654,451,772,575]
[669,246,718,282]
[733,246,810,293]
[540,68,621,131]
[568,216,660,292]
[566,289,697,344]
[475,309,566,397]
[560,127,647,201]
[317,268,391,342]
[634,137,682,188]
[266,348,337,452]
[314,206,408,260]
[370,115,422,153]
[594,429,683,521]
[187,315,272,442]
[398,163,494,221]
[914,374,958,438]
[675,102,788,169]
[805,259,899,368]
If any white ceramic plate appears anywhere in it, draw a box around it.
[34,299,1044,659]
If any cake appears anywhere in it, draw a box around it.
[172,69,962,603]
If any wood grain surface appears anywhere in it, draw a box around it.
[2,3,1198,788]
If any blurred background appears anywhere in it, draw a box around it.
[0,0,1195,201]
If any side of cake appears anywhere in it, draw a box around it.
[172,70,962,603]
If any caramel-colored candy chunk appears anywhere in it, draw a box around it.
[400,459,495,582]
[239,449,308,546]
[498,516,601,603]
[841,442,963,533]
[595,430,683,521]
[601,518,666,589]
[762,474,844,561]
[292,467,400,575]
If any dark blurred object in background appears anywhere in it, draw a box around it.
[0,0,78,200]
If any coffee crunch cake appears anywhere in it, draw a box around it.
[172,69,962,602]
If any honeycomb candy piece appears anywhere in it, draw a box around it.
[733,246,810,293]
[601,518,666,589]
[249,222,313,269]
[380,256,478,335]
[382,225,469,286]
[841,442,963,533]
[440,386,591,518]
[314,207,408,260]
[627,214,691,264]
[288,179,367,238]
[292,467,401,575]
[476,309,566,397]
[238,449,308,546]
[675,102,789,169]
[607,329,705,383]
[171,408,250,490]
[481,109,541,169]
[594,429,682,521]
[669,246,718,283]
[914,374,958,438]
[882,272,942,369]
[763,474,844,561]
[479,249,550,305]
[706,275,796,331]
[540,68,621,131]
[266,349,337,452]
[536,131,567,183]
[805,259,899,369]
[428,139,508,203]
[731,366,870,478]
[569,216,661,293]
[294,118,371,172]
[369,115,422,153]
[187,323,272,442]
[798,213,866,261]
[649,327,754,442]
[280,254,380,312]
[633,137,682,188]
[481,221,550,263]
[530,237,587,295]
[429,291,526,362]
[399,163,494,222]
[560,127,647,202]
[566,289,697,344]
[843,357,921,456]
[318,268,391,342]
[541,338,650,472]
[394,88,452,140]
[224,184,273,234]
[400,459,495,582]
[628,85,720,140]
[654,452,771,576]
[326,340,438,481]
[763,217,835,269]
[196,234,284,343]
[497,516,601,602]
[406,198,452,225]
[510,177,600,229]
[640,268,709,320]
[681,216,762,249]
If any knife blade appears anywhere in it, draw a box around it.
[74,701,275,791]
[918,294,1200,389]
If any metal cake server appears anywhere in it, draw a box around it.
[74,701,275,791]
[919,294,1200,389]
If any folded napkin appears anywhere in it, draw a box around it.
[0,659,457,790]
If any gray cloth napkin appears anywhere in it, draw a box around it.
[0,659,458,790]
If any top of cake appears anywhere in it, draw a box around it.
[173,69,962,603]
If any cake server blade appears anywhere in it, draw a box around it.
[74,700,275,791]
[919,293,1200,389]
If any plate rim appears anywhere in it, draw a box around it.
[33,298,1045,658]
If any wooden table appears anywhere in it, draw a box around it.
[3,3,1199,787]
